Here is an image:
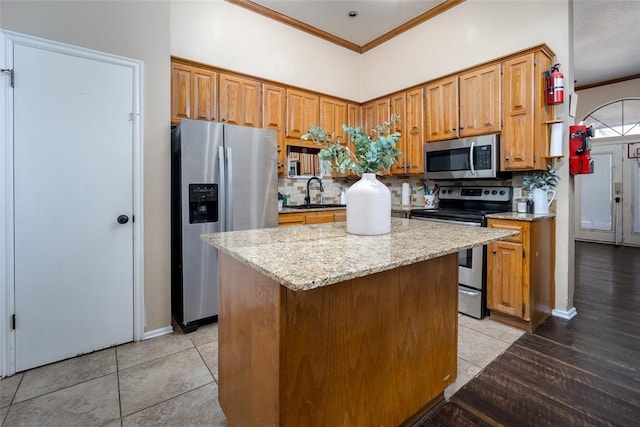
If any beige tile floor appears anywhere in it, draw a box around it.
[0,315,522,426]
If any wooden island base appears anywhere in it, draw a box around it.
[217,252,459,426]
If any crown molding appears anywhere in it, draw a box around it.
[226,0,464,54]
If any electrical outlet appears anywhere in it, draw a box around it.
[513,187,523,199]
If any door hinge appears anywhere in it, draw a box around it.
[522,248,526,258]
[500,64,504,75]
[522,303,526,317]
[129,113,134,121]
[534,58,538,66]
[1,68,14,87]
[11,314,15,330]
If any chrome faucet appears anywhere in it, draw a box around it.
[305,177,324,205]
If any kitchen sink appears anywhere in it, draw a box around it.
[289,204,346,210]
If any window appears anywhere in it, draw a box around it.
[582,98,640,138]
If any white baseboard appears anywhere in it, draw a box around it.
[142,325,174,340]
[552,307,577,320]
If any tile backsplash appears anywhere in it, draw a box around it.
[278,174,518,208]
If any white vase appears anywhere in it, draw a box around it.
[346,173,391,235]
[532,188,556,214]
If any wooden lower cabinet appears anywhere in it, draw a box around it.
[487,216,554,332]
[217,252,458,426]
[278,210,345,226]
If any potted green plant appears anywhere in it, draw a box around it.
[301,117,402,235]
[522,165,560,214]
[301,116,402,176]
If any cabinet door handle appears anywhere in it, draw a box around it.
[505,156,509,161]
[492,249,496,254]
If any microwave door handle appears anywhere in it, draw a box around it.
[469,141,476,175]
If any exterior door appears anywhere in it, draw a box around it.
[575,141,640,246]
[13,43,134,371]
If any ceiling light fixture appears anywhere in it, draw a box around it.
[348,11,357,18]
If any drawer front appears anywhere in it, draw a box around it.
[459,285,483,319]
[488,220,523,243]
[278,213,305,226]
[305,212,335,224]
[334,211,346,222]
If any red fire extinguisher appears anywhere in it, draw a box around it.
[545,64,564,105]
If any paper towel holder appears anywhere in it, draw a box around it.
[545,119,564,159]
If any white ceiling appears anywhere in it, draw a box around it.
[253,0,640,88]
[253,0,446,46]
[573,0,640,87]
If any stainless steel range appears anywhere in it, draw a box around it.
[410,186,512,319]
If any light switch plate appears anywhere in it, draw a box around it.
[513,187,523,199]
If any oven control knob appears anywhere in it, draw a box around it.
[484,190,489,195]
[491,190,497,195]
[499,190,505,195]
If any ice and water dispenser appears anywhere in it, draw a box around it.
[188,184,218,224]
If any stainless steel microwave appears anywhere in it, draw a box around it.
[423,134,500,180]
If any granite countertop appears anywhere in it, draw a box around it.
[203,218,517,292]
[487,212,556,221]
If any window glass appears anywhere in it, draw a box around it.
[583,99,640,138]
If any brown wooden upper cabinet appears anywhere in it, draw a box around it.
[347,103,361,131]
[426,76,458,142]
[262,83,286,175]
[319,96,348,177]
[501,49,553,171]
[391,88,425,175]
[219,73,261,128]
[341,103,362,177]
[426,66,500,142]
[459,64,501,137]
[319,96,347,143]
[362,97,391,136]
[171,62,217,125]
[390,92,406,175]
[361,97,391,174]
[286,89,319,139]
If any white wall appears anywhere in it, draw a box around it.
[361,0,571,100]
[170,0,362,100]
[576,78,640,121]
[1,0,172,332]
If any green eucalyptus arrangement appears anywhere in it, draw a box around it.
[522,165,560,190]
[301,115,402,176]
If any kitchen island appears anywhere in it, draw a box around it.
[203,218,516,426]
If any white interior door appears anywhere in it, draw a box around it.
[622,146,640,245]
[575,142,640,246]
[13,43,134,371]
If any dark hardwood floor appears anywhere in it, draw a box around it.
[425,241,640,426]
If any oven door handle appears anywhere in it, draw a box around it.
[469,141,476,175]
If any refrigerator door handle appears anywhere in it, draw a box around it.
[226,147,233,230]
[218,146,227,231]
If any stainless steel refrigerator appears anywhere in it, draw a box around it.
[171,119,278,332]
